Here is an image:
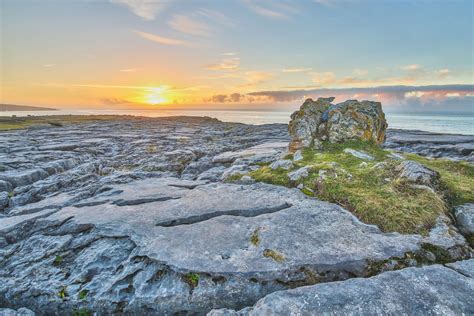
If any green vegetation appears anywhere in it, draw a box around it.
[53,255,63,266]
[263,249,285,263]
[250,140,473,235]
[183,272,200,288]
[406,154,474,205]
[58,287,68,299]
[250,228,261,246]
[78,289,89,300]
[0,115,136,131]
[7,191,14,198]
[72,308,92,316]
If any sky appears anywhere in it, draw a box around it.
[1,0,473,112]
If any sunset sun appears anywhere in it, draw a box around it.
[143,87,168,105]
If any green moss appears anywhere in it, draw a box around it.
[53,255,63,267]
[421,243,453,264]
[183,272,200,288]
[58,287,68,299]
[7,191,14,198]
[263,249,285,263]
[225,173,244,182]
[250,228,260,246]
[249,140,470,235]
[78,289,89,300]
[72,308,92,316]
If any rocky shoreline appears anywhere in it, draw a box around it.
[0,116,473,315]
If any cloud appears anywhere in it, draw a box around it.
[205,57,240,70]
[242,0,297,19]
[42,64,55,67]
[169,14,211,37]
[282,67,312,73]
[100,98,131,105]
[436,69,451,78]
[110,0,166,20]
[352,68,368,76]
[245,84,474,110]
[197,9,236,27]
[133,30,188,46]
[119,68,137,72]
[401,64,423,71]
[221,52,238,56]
[311,72,336,85]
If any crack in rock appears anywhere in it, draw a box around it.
[156,203,292,227]
[113,196,180,206]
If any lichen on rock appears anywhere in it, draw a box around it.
[288,97,388,152]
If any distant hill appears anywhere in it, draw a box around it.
[0,104,57,111]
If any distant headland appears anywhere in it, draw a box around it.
[0,104,57,111]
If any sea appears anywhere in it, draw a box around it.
[1,109,473,135]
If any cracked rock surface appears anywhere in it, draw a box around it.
[0,117,473,314]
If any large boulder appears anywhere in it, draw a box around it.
[288,97,388,151]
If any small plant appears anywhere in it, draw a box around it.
[250,228,260,246]
[72,308,92,316]
[183,272,200,288]
[263,249,285,263]
[7,191,14,198]
[58,287,68,299]
[146,144,158,153]
[78,289,89,300]
[53,255,63,267]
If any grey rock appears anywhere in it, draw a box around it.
[447,259,474,278]
[396,160,440,186]
[387,152,405,160]
[287,166,310,181]
[455,203,474,236]
[423,215,469,260]
[288,98,387,151]
[0,169,49,189]
[212,142,288,164]
[0,180,12,193]
[269,159,294,170]
[0,192,9,211]
[0,307,35,316]
[293,150,303,161]
[210,263,474,315]
[343,148,375,161]
[1,178,426,314]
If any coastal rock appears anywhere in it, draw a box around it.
[343,148,375,161]
[209,262,474,315]
[455,203,474,236]
[288,97,387,151]
[396,160,440,186]
[0,307,35,316]
[1,178,428,314]
[269,159,293,170]
[287,166,310,181]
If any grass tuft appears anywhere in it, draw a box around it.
[263,249,285,263]
[183,272,200,288]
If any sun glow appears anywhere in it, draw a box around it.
[143,87,168,105]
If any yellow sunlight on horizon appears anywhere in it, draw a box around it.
[137,87,170,105]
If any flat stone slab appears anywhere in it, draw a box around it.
[1,178,424,313]
[212,142,288,163]
[210,261,474,315]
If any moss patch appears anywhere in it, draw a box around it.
[250,140,472,235]
[263,249,285,263]
[182,272,200,288]
[250,228,261,246]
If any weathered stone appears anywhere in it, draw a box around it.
[0,192,9,211]
[287,166,310,181]
[209,262,474,315]
[396,160,440,187]
[423,215,469,260]
[455,203,474,236]
[343,148,375,161]
[1,178,427,314]
[288,97,387,151]
[293,150,303,161]
[0,307,35,316]
[0,180,12,193]
[269,159,293,170]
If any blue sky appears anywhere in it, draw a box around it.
[1,0,473,111]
